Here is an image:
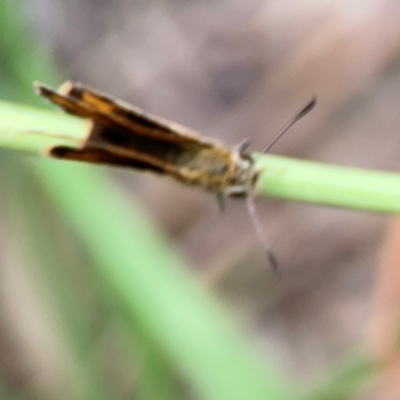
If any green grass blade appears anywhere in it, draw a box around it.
[136,340,181,400]
[255,154,400,213]
[0,100,85,152]
[33,160,291,400]
[1,101,400,215]
[2,101,400,215]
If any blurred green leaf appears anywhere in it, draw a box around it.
[35,159,291,400]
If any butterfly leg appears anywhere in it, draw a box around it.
[215,192,226,212]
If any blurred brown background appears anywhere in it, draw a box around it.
[4,0,400,398]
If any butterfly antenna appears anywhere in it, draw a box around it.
[263,97,316,154]
[246,194,281,280]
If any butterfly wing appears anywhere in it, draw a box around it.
[35,81,213,146]
[35,82,212,176]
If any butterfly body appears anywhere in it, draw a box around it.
[36,81,258,197]
[35,81,316,278]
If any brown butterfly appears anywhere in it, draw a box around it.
[35,81,315,278]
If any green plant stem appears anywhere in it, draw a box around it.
[0,100,85,152]
[1,100,400,215]
[255,154,400,213]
